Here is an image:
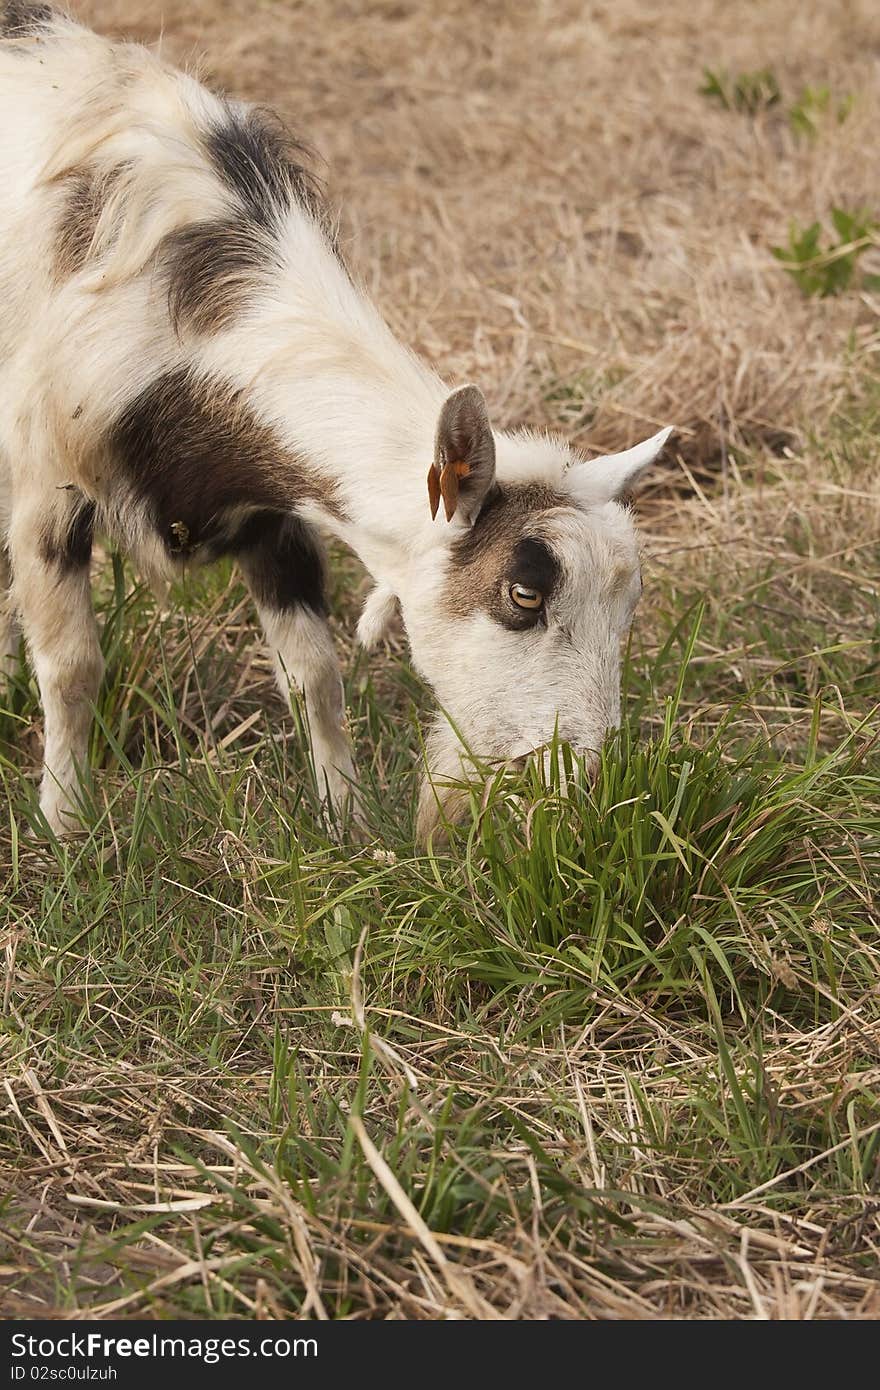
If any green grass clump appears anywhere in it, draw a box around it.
[699,68,854,138]
[772,208,880,298]
[699,67,782,114]
[789,85,854,139]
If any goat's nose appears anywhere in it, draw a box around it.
[509,742,601,789]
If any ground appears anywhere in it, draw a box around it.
[1,0,879,1319]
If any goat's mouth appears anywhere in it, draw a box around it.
[415,741,602,844]
[509,743,602,786]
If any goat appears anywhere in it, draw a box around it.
[0,6,672,839]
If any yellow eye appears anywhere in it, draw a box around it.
[510,583,543,610]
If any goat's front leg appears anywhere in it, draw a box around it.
[236,514,358,823]
[8,491,102,833]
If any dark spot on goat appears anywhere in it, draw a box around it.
[109,369,342,556]
[165,108,340,335]
[55,171,101,278]
[164,217,274,335]
[446,483,563,626]
[230,510,328,616]
[503,538,559,629]
[205,104,326,231]
[54,165,124,280]
[39,495,96,575]
[1,2,54,37]
[64,499,97,570]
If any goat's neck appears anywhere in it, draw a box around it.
[304,367,449,590]
[220,290,453,595]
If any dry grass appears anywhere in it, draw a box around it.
[4,1017,880,1321]
[1,0,879,1321]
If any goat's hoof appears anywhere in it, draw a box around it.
[37,795,87,839]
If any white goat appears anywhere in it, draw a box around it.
[0,6,672,838]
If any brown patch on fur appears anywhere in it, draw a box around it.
[1,2,53,37]
[54,171,101,278]
[54,166,124,280]
[163,217,273,336]
[234,511,328,616]
[204,102,329,235]
[109,368,343,556]
[38,493,96,576]
[445,483,564,625]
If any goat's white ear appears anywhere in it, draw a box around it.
[569,427,674,506]
[428,385,496,525]
[357,583,398,649]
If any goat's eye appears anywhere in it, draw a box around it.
[509,583,543,610]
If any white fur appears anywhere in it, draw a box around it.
[0,15,671,836]
[357,584,398,649]
[567,427,673,507]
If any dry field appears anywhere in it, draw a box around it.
[1,0,879,1319]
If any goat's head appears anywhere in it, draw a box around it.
[364,385,672,839]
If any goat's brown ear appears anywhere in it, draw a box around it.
[428,385,496,524]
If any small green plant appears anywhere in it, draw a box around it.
[701,69,854,137]
[771,207,880,297]
[788,85,853,139]
[699,66,781,114]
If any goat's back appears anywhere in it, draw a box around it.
[0,9,346,540]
